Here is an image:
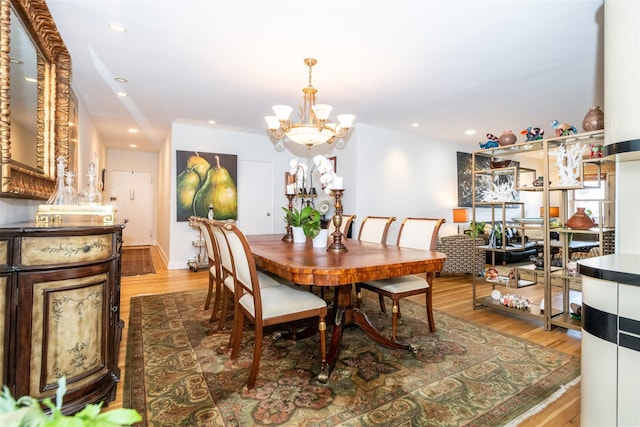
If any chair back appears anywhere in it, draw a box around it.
[326,214,355,238]
[357,216,396,243]
[215,222,263,319]
[396,217,445,251]
[197,221,216,265]
[209,220,234,282]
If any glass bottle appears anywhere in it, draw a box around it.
[62,172,78,205]
[47,156,66,205]
[78,162,102,205]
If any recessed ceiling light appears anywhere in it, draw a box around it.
[24,77,37,83]
[115,77,128,83]
[108,23,127,33]
[128,128,138,133]
[208,120,216,125]
[129,144,137,148]
[411,123,419,127]
[117,92,128,97]
[465,129,476,135]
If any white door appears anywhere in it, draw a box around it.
[110,170,154,246]
[237,160,273,235]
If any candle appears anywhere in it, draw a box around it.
[286,183,295,195]
[333,176,343,189]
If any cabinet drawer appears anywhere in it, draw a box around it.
[20,234,114,266]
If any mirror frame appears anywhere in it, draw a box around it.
[0,0,71,199]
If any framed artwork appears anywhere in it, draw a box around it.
[176,150,238,221]
[457,152,519,207]
[328,156,337,173]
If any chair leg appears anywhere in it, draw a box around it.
[210,278,222,323]
[218,288,230,331]
[230,313,245,360]
[391,300,399,341]
[378,294,386,313]
[247,325,263,389]
[204,272,213,310]
[426,273,436,333]
[318,316,327,366]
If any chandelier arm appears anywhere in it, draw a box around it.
[270,128,286,139]
[334,127,349,138]
[280,119,293,133]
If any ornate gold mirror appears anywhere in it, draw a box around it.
[0,0,71,199]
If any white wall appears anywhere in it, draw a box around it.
[353,124,469,242]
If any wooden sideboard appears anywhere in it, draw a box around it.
[0,222,124,413]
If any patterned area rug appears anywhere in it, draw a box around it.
[121,247,156,277]
[123,289,580,426]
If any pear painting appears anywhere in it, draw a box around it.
[175,151,238,221]
[193,155,238,220]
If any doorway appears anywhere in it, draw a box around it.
[238,160,273,235]
[110,170,154,246]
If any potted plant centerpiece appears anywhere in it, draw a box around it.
[282,205,321,243]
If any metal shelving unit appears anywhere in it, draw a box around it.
[472,130,614,331]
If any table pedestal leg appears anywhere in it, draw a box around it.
[319,285,417,383]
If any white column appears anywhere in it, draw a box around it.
[604,0,640,255]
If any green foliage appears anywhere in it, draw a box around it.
[282,205,321,238]
[0,376,141,427]
[466,221,486,238]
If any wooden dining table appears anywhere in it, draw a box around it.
[246,234,446,382]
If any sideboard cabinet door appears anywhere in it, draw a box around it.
[15,262,118,412]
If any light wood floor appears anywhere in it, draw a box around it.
[113,246,581,426]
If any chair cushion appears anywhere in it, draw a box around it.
[223,270,283,291]
[239,286,327,320]
[363,275,429,293]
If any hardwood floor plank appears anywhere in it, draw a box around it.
[111,247,581,425]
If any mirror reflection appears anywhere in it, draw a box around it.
[9,6,38,170]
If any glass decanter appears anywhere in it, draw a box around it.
[62,171,78,205]
[78,162,102,205]
[47,156,67,205]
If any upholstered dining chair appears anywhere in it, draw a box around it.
[216,221,328,389]
[357,215,396,244]
[208,220,283,333]
[356,217,445,339]
[326,214,356,239]
[196,219,222,319]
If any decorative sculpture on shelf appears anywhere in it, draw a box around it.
[479,133,499,149]
[520,126,544,141]
[551,120,577,137]
[552,143,587,186]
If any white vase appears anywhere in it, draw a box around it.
[312,229,329,248]
[292,226,306,243]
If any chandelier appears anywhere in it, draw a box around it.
[265,58,355,148]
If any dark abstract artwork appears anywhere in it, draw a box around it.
[457,152,519,207]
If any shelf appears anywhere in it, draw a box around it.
[475,295,562,320]
[550,312,582,331]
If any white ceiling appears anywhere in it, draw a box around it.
[46,0,604,153]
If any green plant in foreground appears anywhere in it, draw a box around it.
[0,376,141,426]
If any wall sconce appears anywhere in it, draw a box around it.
[539,206,560,218]
[452,207,469,234]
